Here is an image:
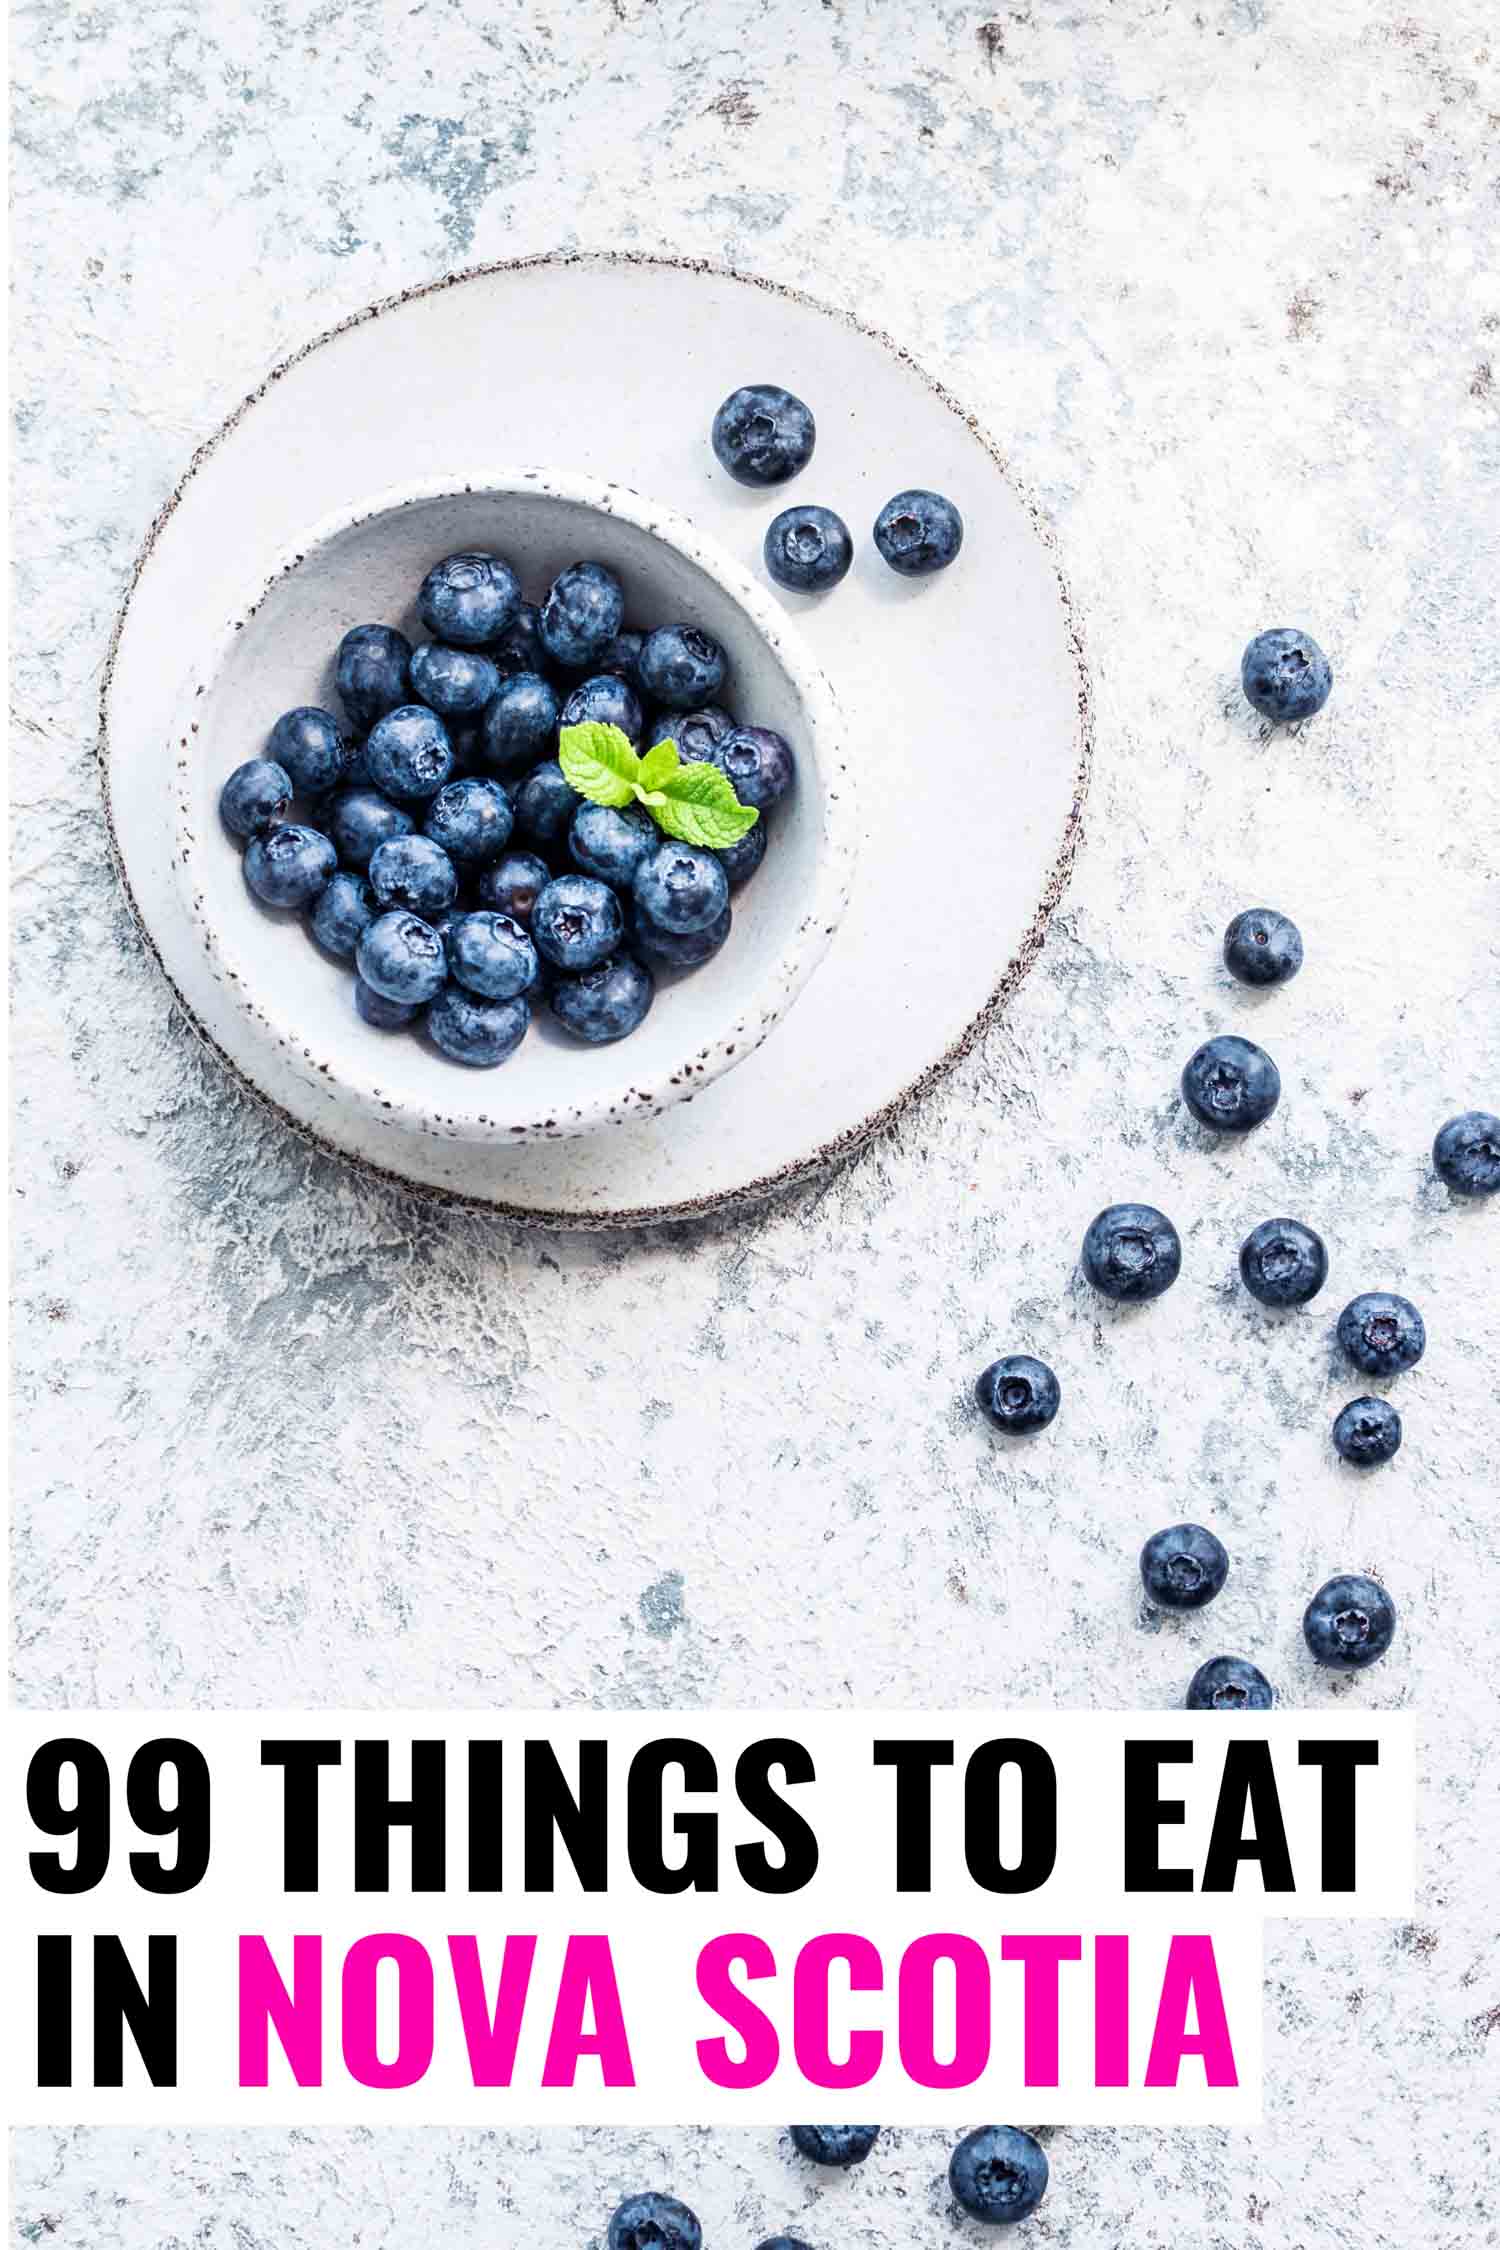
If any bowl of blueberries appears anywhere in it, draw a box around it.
[176,469,855,1142]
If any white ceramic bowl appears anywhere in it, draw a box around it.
[171,472,855,1142]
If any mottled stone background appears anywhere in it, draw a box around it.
[10,0,1499,2242]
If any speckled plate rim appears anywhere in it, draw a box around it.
[99,249,1095,1231]
[169,466,856,1145]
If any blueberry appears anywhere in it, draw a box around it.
[539,560,624,672]
[444,910,537,1001]
[1336,1291,1425,1376]
[1081,1203,1182,1302]
[476,850,552,926]
[531,873,624,972]
[1140,1523,1229,1610]
[482,672,561,773]
[422,777,513,866]
[1181,1033,1281,1132]
[490,600,550,677]
[716,822,768,888]
[1332,1396,1403,1467]
[355,909,448,1005]
[511,760,583,852]
[354,975,420,1029]
[633,842,729,935]
[417,551,521,648]
[1185,1655,1274,1711]
[1303,1573,1398,1670]
[788,2125,880,2167]
[711,382,816,486]
[639,623,728,712]
[549,953,655,1043]
[569,801,658,890]
[708,724,794,812]
[873,488,964,577]
[368,834,459,918]
[408,642,500,717]
[754,2240,812,2250]
[595,629,646,688]
[975,1354,1061,1434]
[631,900,732,969]
[948,2125,1048,2226]
[243,823,337,910]
[560,672,644,745]
[220,758,293,839]
[764,504,853,593]
[1224,907,1304,987]
[266,706,351,798]
[336,623,412,731]
[427,984,531,1067]
[649,705,733,761]
[607,2194,702,2250]
[365,705,455,804]
[309,869,376,959]
[327,786,415,872]
[1239,1218,1328,1308]
[1240,628,1333,724]
[1433,1110,1500,1198]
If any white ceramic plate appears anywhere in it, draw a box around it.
[104,255,1092,1225]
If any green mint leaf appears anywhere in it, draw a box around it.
[558,720,640,808]
[650,759,761,849]
[636,739,680,792]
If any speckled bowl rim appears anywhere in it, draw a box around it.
[171,467,854,1143]
[101,250,1093,1227]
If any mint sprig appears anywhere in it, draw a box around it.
[559,721,760,851]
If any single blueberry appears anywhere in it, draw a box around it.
[1240,627,1333,724]
[607,2193,702,2250]
[1081,1204,1182,1302]
[511,759,583,852]
[427,983,531,1067]
[711,382,816,486]
[364,705,455,804]
[220,758,293,840]
[266,706,351,797]
[1239,1218,1328,1308]
[476,850,552,927]
[549,953,655,1043]
[1336,1291,1425,1376]
[1432,1110,1500,1198]
[489,600,549,678]
[648,705,733,761]
[243,823,337,910]
[638,623,728,712]
[1181,1033,1281,1132]
[788,2125,880,2167]
[354,975,420,1029]
[309,869,376,959]
[596,629,646,688]
[754,2240,812,2250]
[1332,1396,1403,1467]
[975,1354,1061,1434]
[531,873,624,972]
[408,642,500,717]
[422,777,513,866]
[948,2125,1048,2225]
[539,559,624,671]
[1185,1655,1275,1711]
[633,842,729,936]
[708,724,794,812]
[335,623,412,731]
[1140,1523,1230,1610]
[630,899,732,971]
[444,910,537,1001]
[482,672,561,773]
[873,488,964,577]
[328,786,415,872]
[569,801,658,890]
[355,909,448,1005]
[1224,907,1304,987]
[368,833,459,919]
[716,821,768,888]
[1303,1573,1398,1670]
[417,551,521,648]
[764,504,853,592]
[560,672,644,745]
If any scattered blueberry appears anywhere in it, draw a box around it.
[1336,1291,1425,1376]
[649,705,733,760]
[482,671,561,772]
[220,758,292,840]
[511,759,583,852]
[873,488,964,577]
[1223,907,1303,987]
[1185,1655,1274,1711]
[427,983,531,1067]
[309,870,376,959]
[633,842,730,935]
[1240,628,1333,724]
[789,2125,880,2167]
[417,551,521,648]
[1432,1110,1500,1198]
[570,801,658,890]
[266,706,350,798]
[639,623,728,712]
[1239,1218,1328,1307]
[764,503,853,593]
[409,642,500,717]
[368,834,459,918]
[754,2239,812,2250]
[715,821,768,888]
[539,560,624,672]
[711,383,816,486]
[631,900,732,970]
[476,849,551,926]
[549,953,655,1043]
[561,672,644,744]
[708,724,794,812]
[355,909,448,1005]
[1140,1523,1229,1610]
[364,705,455,804]
[243,823,337,910]
[422,777,513,866]
[335,623,412,731]
[489,600,549,677]
[948,2125,1048,2225]
[444,910,537,1001]
[1081,1203,1182,1302]
[1303,1573,1398,1670]
[596,629,645,688]
[1332,1396,1403,1467]
[607,2194,702,2250]
[1181,1033,1281,1132]
[531,873,624,972]
[975,1354,1061,1434]
[354,975,421,1029]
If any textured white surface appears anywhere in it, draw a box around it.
[10,0,1500,2244]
